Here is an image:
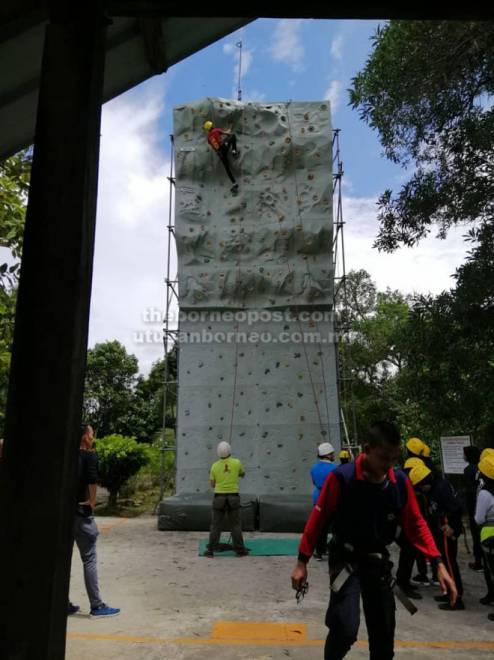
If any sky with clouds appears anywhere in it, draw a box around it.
[90,18,469,374]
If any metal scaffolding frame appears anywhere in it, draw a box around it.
[159,134,179,500]
[332,129,359,451]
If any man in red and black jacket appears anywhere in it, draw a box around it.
[291,421,457,660]
[203,120,239,193]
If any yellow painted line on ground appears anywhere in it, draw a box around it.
[99,518,129,534]
[393,640,494,650]
[67,631,494,650]
[211,621,307,641]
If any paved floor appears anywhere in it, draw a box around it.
[66,516,494,659]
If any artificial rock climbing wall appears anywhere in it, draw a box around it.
[173,98,340,497]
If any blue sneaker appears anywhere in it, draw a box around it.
[90,604,120,618]
[68,603,80,616]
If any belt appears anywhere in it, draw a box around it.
[329,546,417,616]
[214,493,239,497]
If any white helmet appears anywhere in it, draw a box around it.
[217,441,231,458]
[318,442,335,457]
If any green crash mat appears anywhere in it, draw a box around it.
[199,537,300,557]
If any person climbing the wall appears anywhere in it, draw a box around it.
[203,120,240,194]
[291,421,457,660]
[204,441,249,558]
[310,442,337,560]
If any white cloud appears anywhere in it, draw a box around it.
[339,196,468,295]
[89,77,176,375]
[223,40,254,101]
[269,19,305,73]
[330,34,344,60]
[325,80,343,113]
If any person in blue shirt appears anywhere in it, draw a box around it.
[311,442,337,560]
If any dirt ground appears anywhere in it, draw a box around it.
[66,515,494,660]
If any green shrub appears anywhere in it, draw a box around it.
[95,434,149,507]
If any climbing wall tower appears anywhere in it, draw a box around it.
[160,98,341,529]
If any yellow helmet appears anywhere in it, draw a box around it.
[409,463,432,486]
[406,437,426,456]
[203,120,213,131]
[421,443,431,457]
[479,455,494,481]
[480,448,494,462]
[404,457,425,471]
[339,449,350,460]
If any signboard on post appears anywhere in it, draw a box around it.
[440,435,471,474]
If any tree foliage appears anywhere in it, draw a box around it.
[350,21,494,251]
[0,150,31,434]
[83,341,177,443]
[339,266,494,451]
[95,434,149,507]
[83,341,139,438]
[0,150,31,284]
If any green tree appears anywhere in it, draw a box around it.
[83,341,139,437]
[338,270,410,439]
[95,434,149,508]
[350,21,494,251]
[0,150,31,281]
[0,150,31,434]
[395,225,494,446]
[145,346,177,431]
[114,347,177,443]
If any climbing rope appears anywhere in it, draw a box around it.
[227,100,246,444]
[205,97,243,446]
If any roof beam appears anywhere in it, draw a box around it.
[105,1,490,19]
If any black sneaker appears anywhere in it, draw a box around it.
[438,599,465,611]
[232,150,240,159]
[480,594,494,605]
[411,574,430,587]
[68,603,80,616]
[469,562,484,573]
[434,594,449,603]
[203,549,214,558]
[236,548,250,557]
[313,552,324,562]
[231,183,239,194]
[488,613,494,621]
